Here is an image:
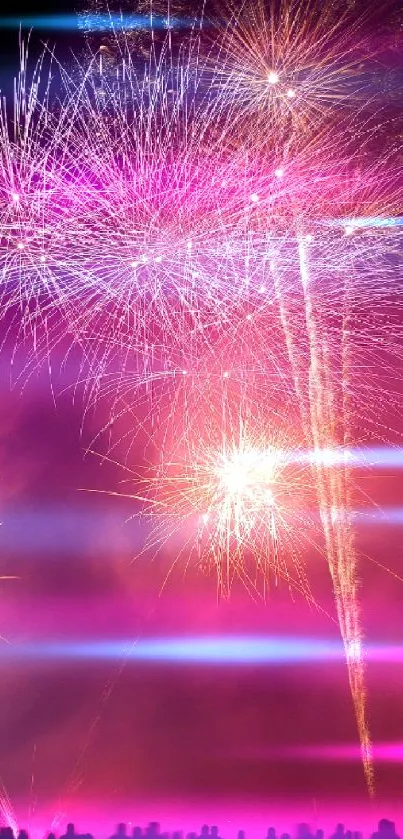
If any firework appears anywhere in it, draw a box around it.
[0,0,402,797]
[98,378,318,603]
[201,0,387,150]
[1,30,401,389]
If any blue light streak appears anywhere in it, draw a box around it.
[0,505,146,555]
[293,446,403,468]
[351,508,403,525]
[330,217,403,230]
[1,637,402,663]
[0,14,196,32]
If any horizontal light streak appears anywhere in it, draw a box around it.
[330,216,403,230]
[252,741,403,763]
[1,636,403,663]
[0,14,196,31]
[262,742,403,762]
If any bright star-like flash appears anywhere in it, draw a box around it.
[267,70,279,84]
[133,412,314,599]
[215,446,278,529]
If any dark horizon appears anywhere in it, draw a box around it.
[1,0,403,830]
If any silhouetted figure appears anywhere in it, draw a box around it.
[110,825,127,839]
[199,826,209,839]
[281,833,291,839]
[17,831,28,839]
[146,825,160,839]
[238,831,246,839]
[373,821,401,839]
[372,821,391,839]
[331,825,345,839]
[133,828,143,839]
[61,824,76,839]
[297,825,314,839]
[47,833,56,839]
[353,832,362,839]
[173,831,183,839]
[187,832,197,839]
[346,831,352,839]
[316,830,324,839]
[210,827,221,839]
[0,829,15,839]
[383,824,401,839]
[266,828,276,839]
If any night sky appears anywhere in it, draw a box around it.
[2,342,403,828]
[1,1,403,835]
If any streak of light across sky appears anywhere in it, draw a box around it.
[1,637,403,664]
[0,14,197,31]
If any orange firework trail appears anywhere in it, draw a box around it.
[298,236,373,792]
